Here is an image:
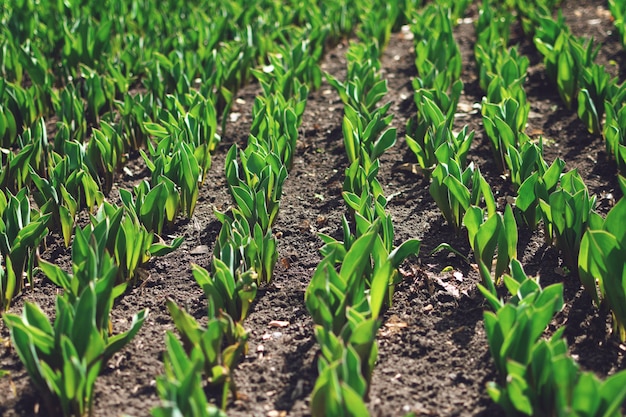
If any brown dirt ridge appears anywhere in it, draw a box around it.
[1,0,625,416]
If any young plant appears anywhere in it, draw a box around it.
[152,332,227,417]
[0,189,50,310]
[310,330,375,417]
[406,92,472,177]
[504,139,546,192]
[482,260,626,417]
[475,1,514,51]
[534,19,598,110]
[326,42,388,120]
[307,228,384,406]
[91,202,183,284]
[87,121,125,194]
[114,92,151,151]
[38,220,126,312]
[603,100,626,176]
[609,0,626,49]
[539,170,596,271]
[0,117,50,193]
[579,177,626,340]
[430,161,495,235]
[482,259,563,395]
[29,165,81,248]
[0,79,43,143]
[4,284,146,417]
[464,205,518,296]
[78,65,116,124]
[141,137,201,218]
[513,152,565,229]
[212,207,276,286]
[4,233,147,417]
[144,91,220,185]
[340,186,421,303]
[341,103,396,170]
[52,84,88,144]
[166,298,247,409]
[119,178,180,236]
[577,64,615,135]
[412,4,462,88]
[358,0,400,50]
[481,98,529,173]
[192,255,258,327]
[224,144,287,235]
[248,89,308,170]
[251,33,321,98]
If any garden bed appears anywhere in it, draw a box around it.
[1,0,625,416]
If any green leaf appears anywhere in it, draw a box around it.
[339,227,377,282]
[372,128,396,160]
[342,115,358,164]
[149,236,184,256]
[388,239,421,268]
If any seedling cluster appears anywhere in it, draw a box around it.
[1,0,626,416]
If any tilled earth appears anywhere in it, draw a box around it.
[2,0,626,416]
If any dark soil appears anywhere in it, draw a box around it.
[2,1,626,416]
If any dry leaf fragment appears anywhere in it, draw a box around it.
[190,245,209,255]
[385,322,408,329]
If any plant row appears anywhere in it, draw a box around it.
[306,3,421,416]
[402,1,626,415]
[0,0,374,415]
[150,19,337,416]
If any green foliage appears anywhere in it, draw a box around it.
[4,288,146,417]
[119,178,179,236]
[341,103,396,170]
[475,42,528,96]
[513,149,565,229]
[92,203,183,283]
[249,88,308,170]
[482,260,626,417]
[0,79,44,144]
[306,228,379,335]
[252,30,322,97]
[412,4,462,87]
[141,136,201,219]
[3,235,147,417]
[0,118,49,193]
[166,299,246,409]
[475,0,514,47]
[481,98,529,173]
[406,92,472,178]
[577,64,616,135]
[307,227,389,417]
[609,0,626,50]
[224,143,287,238]
[52,84,87,144]
[465,205,518,295]
[87,122,125,194]
[0,188,50,310]
[430,161,495,235]
[326,42,388,121]
[38,220,125,314]
[603,99,626,176]
[310,339,373,417]
[539,170,597,271]
[29,139,104,247]
[579,179,626,341]
[534,16,598,110]
[151,332,228,417]
[357,0,400,49]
